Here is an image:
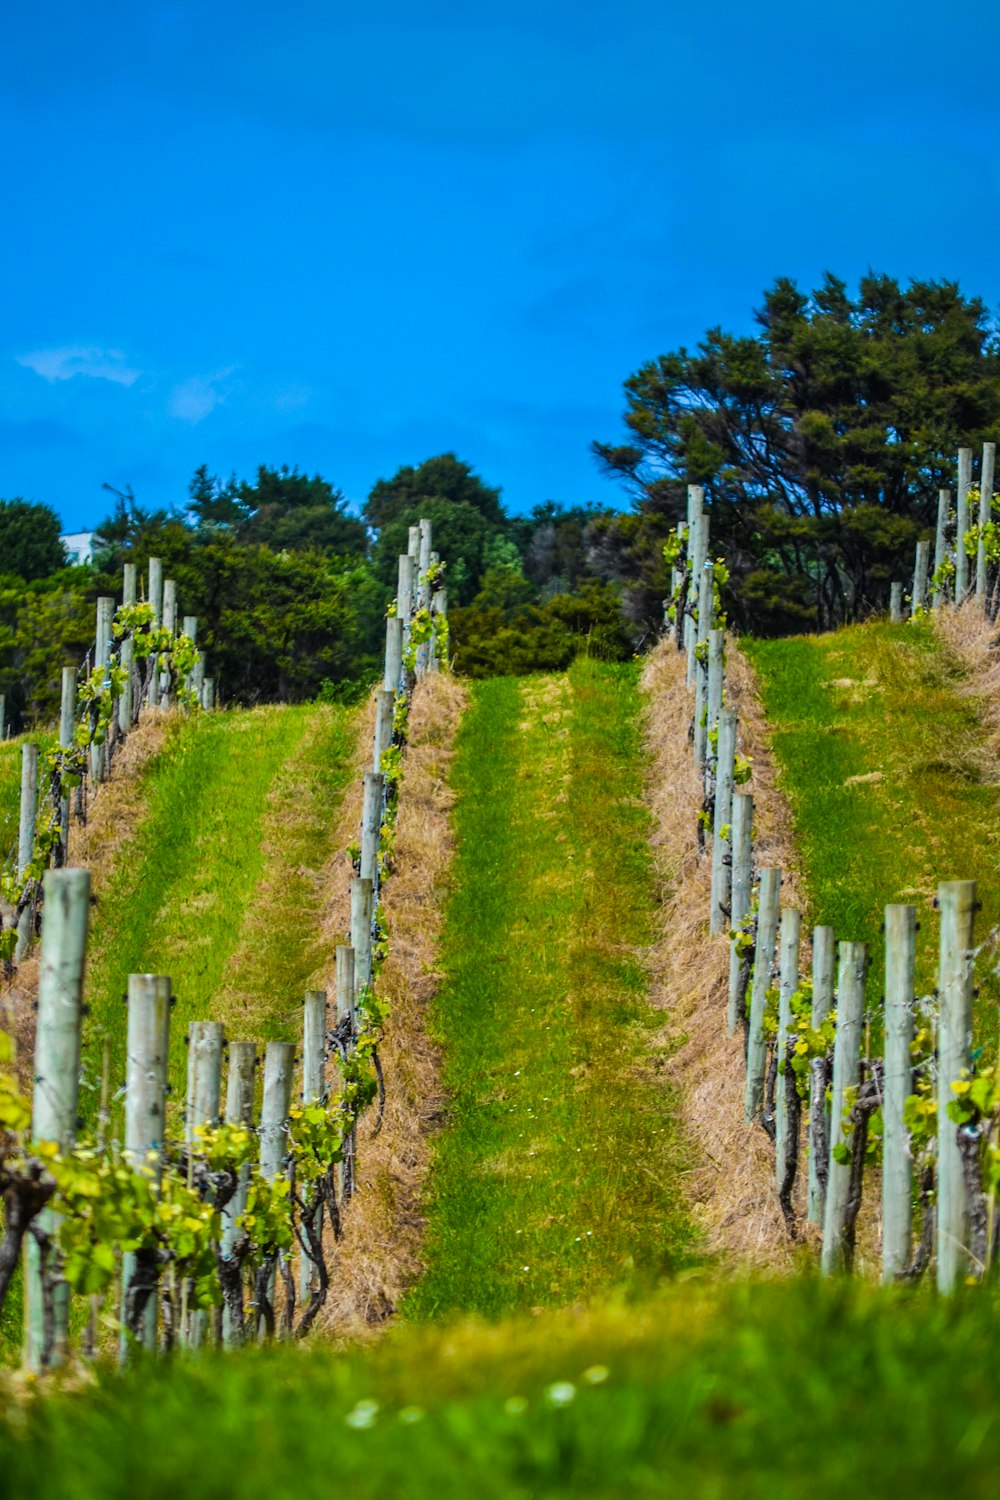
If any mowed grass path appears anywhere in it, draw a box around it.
[745,620,1000,1045]
[409,659,692,1320]
[81,704,354,1128]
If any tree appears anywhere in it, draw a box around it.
[365,453,505,529]
[371,496,498,605]
[0,499,67,581]
[185,464,367,555]
[594,274,1000,632]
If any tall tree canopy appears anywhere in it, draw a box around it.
[594,274,1000,633]
[365,453,505,529]
[188,464,367,554]
[0,498,67,581]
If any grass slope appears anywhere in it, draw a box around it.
[408,659,691,1320]
[80,703,354,1126]
[4,1280,1000,1498]
[744,620,1000,1044]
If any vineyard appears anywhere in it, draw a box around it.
[3,471,1000,1495]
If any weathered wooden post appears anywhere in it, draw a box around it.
[398,554,415,669]
[705,628,724,776]
[0,693,6,739]
[373,688,395,774]
[221,1041,256,1348]
[821,942,867,1275]
[24,868,90,1371]
[59,666,76,859]
[775,906,801,1193]
[118,562,136,735]
[91,596,115,783]
[159,579,177,706]
[257,1041,295,1339]
[883,903,916,1283]
[336,944,356,1198]
[889,583,904,623]
[807,925,835,1225]
[910,540,930,617]
[430,584,448,672]
[727,789,753,1034]
[146,556,163,707]
[122,973,171,1354]
[15,742,38,961]
[299,989,327,1302]
[184,1019,223,1346]
[685,505,706,688]
[745,867,781,1120]
[977,441,996,604]
[360,772,384,883]
[416,519,433,676]
[384,616,403,694]
[692,552,712,766]
[202,678,215,710]
[350,877,374,993]
[684,489,704,684]
[182,615,200,704]
[936,880,976,1293]
[407,524,420,562]
[956,447,972,601]
[931,489,950,609]
[710,707,736,936]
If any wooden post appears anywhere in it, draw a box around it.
[883,903,916,1283]
[181,616,198,704]
[931,489,950,609]
[59,666,76,858]
[16,742,38,961]
[775,906,801,1193]
[122,973,171,1354]
[692,555,712,766]
[159,580,177,706]
[956,447,972,601]
[147,556,163,707]
[710,708,736,936]
[360,772,384,883]
[336,945,356,1197]
[910,540,930,617]
[407,525,420,563]
[889,582,903,622]
[373,688,395,774]
[977,442,996,602]
[705,628,724,775]
[221,1041,256,1348]
[397,555,415,668]
[299,990,327,1301]
[25,868,90,1371]
[416,519,433,675]
[202,678,215,710]
[383,616,403,694]
[937,879,976,1293]
[91,596,115,784]
[184,1019,223,1346]
[745,866,781,1119]
[727,790,753,1034]
[350,877,374,993]
[0,693,6,739]
[685,504,705,687]
[807,925,836,1225]
[821,942,867,1275]
[257,1041,295,1339]
[430,584,447,672]
[119,563,136,735]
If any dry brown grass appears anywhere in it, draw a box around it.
[320,673,467,1336]
[2,711,175,1088]
[933,600,1000,757]
[641,638,806,1272]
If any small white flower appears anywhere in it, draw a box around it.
[346,1398,379,1430]
[523,1265,530,1271]
[545,1381,577,1407]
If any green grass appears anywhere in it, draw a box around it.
[4,1279,1000,1497]
[744,620,1000,1047]
[408,658,692,1319]
[80,704,354,1127]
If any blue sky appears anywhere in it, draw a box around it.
[3,1,1000,531]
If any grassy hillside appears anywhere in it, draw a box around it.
[408,659,692,1319]
[744,620,1000,1045]
[79,704,354,1128]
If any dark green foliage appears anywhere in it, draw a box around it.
[0,498,67,580]
[595,273,1000,633]
[188,464,367,554]
[372,496,497,605]
[365,452,504,529]
[450,577,632,677]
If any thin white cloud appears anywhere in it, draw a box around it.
[169,366,236,423]
[17,345,140,386]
